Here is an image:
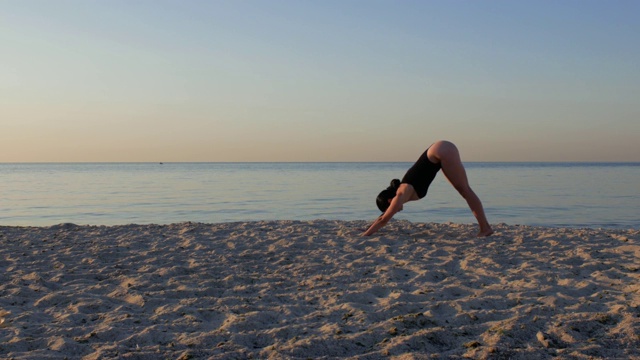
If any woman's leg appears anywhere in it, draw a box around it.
[428,141,493,236]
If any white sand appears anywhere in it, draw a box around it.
[1,220,639,359]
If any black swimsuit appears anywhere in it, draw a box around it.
[401,148,441,199]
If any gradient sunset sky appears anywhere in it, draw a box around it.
[2,1,639,162]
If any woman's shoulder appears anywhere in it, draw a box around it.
[397,183,419,201]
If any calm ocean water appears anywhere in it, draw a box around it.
[1,162,638,229]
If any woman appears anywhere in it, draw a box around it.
[363,140,493,237]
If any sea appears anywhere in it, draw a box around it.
[1,162,638,229]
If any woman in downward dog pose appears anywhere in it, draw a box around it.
[363,140,493,237]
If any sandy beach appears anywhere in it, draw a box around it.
[1,220,638,359]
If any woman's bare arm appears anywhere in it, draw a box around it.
[362,184,414,236]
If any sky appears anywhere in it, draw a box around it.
[2,0,639,162]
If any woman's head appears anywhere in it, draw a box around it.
[376,179,400,212]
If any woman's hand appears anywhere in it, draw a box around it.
[362,215,390,236]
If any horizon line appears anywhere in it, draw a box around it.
[2,160,640,164]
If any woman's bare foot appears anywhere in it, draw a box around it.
[478,227,494,237]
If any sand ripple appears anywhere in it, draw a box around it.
[1,221,639,359]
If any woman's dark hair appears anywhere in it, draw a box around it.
[376,179,401,212]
